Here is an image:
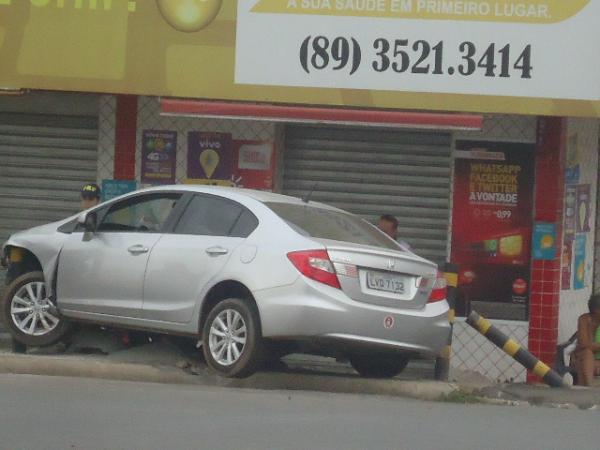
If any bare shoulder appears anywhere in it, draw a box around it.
[577,313,591,329]
[579,313,591,322]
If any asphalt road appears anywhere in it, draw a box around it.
[0,374,597,450]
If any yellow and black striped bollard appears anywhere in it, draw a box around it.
[466,311,564,388]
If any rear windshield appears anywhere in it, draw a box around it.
[265,202,401,251]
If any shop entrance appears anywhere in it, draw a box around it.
[282,125,452,264]
[0,91,99,286]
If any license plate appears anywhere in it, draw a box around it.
[366,271,406,294]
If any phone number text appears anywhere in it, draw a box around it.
[299,36,533,79]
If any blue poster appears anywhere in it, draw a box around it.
[565,165,580,185]
[532,223,557,260]
[573,234,586,290]
[102,179,137,202]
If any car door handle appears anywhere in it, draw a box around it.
[127,245,149,255]
[206,246,229,256]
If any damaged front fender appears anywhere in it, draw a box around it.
[2,220,71,297]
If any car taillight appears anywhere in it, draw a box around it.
[428,271,447,303]
[287,250,341,289]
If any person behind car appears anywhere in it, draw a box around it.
[575,295,600,386]
[80,183,101,211]
[378,214,411,250]
[378,214,398,239]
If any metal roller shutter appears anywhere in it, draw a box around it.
[283,125,452,264]
[0,111,98,246]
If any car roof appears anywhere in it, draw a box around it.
[135,185,342,211]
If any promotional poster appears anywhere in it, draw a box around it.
[562,183,592,290]
[576,184,591,233]
[187,132,233,182]
[532,223,557,261]
[101,179,137,202]
[451,141,535,317]
[561,235,574,290]
[140,130,177,184]
[233,140,275,190]
[564,185,577,237]
[573,234,587,290]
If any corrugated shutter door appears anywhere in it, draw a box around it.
[0,112,98,245]
[283,125,452,264]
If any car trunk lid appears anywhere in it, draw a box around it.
[316,239,439,310]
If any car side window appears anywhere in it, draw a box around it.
[98,193,182,233]
[174,195,257,238]
[58,218,79,234]
[230,210,259,238]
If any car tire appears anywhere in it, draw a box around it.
[202,298,264,378]
[349,353,410,379]
[2,271,71,347]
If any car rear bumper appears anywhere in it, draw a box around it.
[254,277,451,357]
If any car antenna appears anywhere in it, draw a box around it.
[302,182,318,203]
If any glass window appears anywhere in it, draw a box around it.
[230,210,259,238]
[58,218,78,234]
[99,194,181,233]
[265,202,402,250]
[175,195,256,237]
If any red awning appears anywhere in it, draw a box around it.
[160,99,483,131]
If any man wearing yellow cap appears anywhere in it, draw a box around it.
[80,183,101,211]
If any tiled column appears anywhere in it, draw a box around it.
[114,95,138,180]
[527,117,567,382]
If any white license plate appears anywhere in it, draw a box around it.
[366,271,406,294]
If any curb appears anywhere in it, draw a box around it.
[0,353,199,385]
[0,352,460,402]
[474,384,600,410]
[224,371,459,401]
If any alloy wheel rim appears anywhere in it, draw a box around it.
[10,282,60,336]
[208,309,247,366]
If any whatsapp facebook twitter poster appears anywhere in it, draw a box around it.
[451,141,535,315]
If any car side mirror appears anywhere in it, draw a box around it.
[77,211,97,233]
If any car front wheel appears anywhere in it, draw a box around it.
[349,353,410,379]
[2,272,71,347]
[202,298,264,378]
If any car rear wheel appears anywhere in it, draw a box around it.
[349,353,410,379]
[202,298,264,378]
[2,272,71,347]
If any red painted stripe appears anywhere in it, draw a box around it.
[160,99,483,130]
[114,95,138,180]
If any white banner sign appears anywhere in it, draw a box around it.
[235,0,600,102]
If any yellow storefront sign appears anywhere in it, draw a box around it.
[0,0,598,118]
[252,0,590,24]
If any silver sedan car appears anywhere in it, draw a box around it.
[1,186,450,378]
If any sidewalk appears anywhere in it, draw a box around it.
[0,327,598,409]
[0,329,458,402]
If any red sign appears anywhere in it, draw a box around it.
[512,279,528,296]
[451,141,535,318]
[233,141,275,190]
